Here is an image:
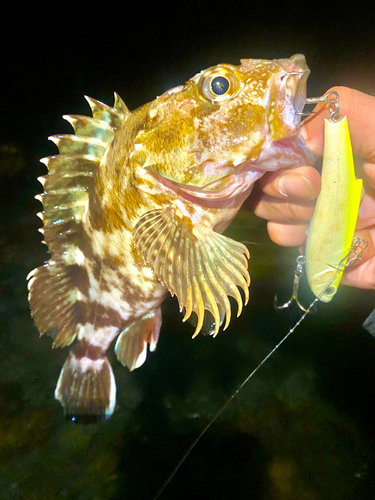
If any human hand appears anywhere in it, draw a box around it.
[247,86,375,289]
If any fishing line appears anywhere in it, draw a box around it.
[154,91,366,497]
[153,256,351,499]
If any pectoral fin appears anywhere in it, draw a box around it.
[133,207,250,337]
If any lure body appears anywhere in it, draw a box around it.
[305,116,362,301]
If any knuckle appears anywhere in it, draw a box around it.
[285,201,314,221]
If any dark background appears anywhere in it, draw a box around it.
[1,4,375,499]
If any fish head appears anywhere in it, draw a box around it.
[133,54,312,201]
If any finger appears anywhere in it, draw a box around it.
[362,162,375,190]
[301,87,375,162]
[250,194,316,223]
[358,190,375,229]
[342,259,375,289]
[256,166,321,200]
[267,221,309,247]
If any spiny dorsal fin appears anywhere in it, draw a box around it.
[47,134,108,157]
[133,207,250,338]
[28,93,128,346]
[36,93,126,251]
[84,93,128,129]
[63,115,115,143]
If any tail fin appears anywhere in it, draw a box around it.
[55,352,116,423]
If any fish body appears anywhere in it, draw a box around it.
[28,55,312,421]
[305,116,363,301]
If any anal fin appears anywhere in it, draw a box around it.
[115,308,162,371]
[55,351,116,423]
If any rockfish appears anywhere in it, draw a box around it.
[28,54,312,421]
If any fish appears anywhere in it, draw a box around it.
[27,54,313,422]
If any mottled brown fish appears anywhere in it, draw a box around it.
[28,55,312,421]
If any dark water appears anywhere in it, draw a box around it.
[2,7,375,499]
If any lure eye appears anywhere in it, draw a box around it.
[324,286,336,297]
[199,67,240,103]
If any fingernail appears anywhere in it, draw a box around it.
[278,173,315,198]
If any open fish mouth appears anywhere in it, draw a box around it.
[149,133,315,202]
[247,133,316,173]
[144,166,247,201]
[164,168,263,200]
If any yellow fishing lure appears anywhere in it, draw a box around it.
[277,92,365,312]
[305,111,363,301]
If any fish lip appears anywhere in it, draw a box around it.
[147,167,241,200]
[273,134,317,166]
[169,177,236,199]
[290,133,319,166]
[246,133,317,173]
[273,55,310,124]
[171,171,233,192]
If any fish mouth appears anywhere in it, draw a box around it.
[251,134,316,172]
[146,165,258,201]
[178,134,315,198]
[165,169,264,200]
[147,133,315,203]
[287,54,310,115]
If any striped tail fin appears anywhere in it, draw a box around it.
[55,350,116,423]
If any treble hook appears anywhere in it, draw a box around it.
[274,255,309,313]
[276,237,368,316]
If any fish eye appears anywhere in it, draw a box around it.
[199,67,240,103]
[210,76,230,96]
